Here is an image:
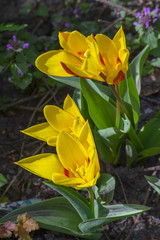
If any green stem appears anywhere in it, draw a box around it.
[115,84,120,128]
[109,85,130,120]
[88,187,94,215]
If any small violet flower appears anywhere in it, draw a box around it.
[6,44,13,51]
[144,7,150,16]
[52,21,57,27]
[13,35,16,42]
[73,9,78,14]
[23,43,30,49]
[134,7,159,29]
[154,8,159,13]
[65,22,70,28]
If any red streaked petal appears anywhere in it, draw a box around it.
[113,70,125,84]
[64,168,70,177]
[61,62,79,76]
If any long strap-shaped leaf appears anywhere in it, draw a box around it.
[79,204,150,233]
[44,181,94,221]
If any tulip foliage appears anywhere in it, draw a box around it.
[2,27,159,239]
[36,27,160,166]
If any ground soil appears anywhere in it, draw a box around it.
[0,1,160,240]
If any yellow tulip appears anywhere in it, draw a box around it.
[16,121,100,190]
[35,27,129,85]
[22,95,85,146]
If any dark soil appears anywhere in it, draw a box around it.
[0,1,160,240]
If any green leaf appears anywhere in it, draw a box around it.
[36,4,48,17]
[25,50,38,65]
[79,204,150,233]
[12,73,32,90]
[95,118,130,165]
[138,147,160,161]
[17,63,28,74]
[125,139,138,166]
[80,78,116,129]
[139,116,160,149]
[80,21,99,35]
[0,23,27,32]
[130,45,150,95]
[49,75,80,89]
[44,181,93,221]
[0,197,83,237]
[150,58,160,68]
[96,174,115,204]
[141,32,158,50]
[0,174,8,188]
[145,176,160,194]
[119,67,140,128]
[16,54,26,63]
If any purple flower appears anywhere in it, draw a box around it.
[13,35,16,42]
[154,8,159,13]
[15,64,23,77]
[73,9,78,14]
[27,63,32,67]
[133,21,138,26]
[137,12,142,19]
[23,43,30,49]
[6,44,13,51]
[65,22,70,28]
[44,47,48,51]
[144,8,150,16]
[145,21,149,28]
[52,21,57,27]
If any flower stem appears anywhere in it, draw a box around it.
[88,187,94,215]
[115,84,120,128]
[109,85,130,120]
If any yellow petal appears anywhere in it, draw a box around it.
[72,118,84,137]
[60,61,92,78]
[82,49,105,81]
[35,50,71,76]
[63,94,85,123]
[44,105,75,132]
[95,34,118,66]
[75,172,100,189]
[67,31,88,55]
[21,122,58,143]
[47,136,57,146]
[59,31,70,50]
[46,51,83,76]
[78,121,95,152]
[85,147,100,181]
[52,173,84,187]
[16,153,63,180]
[113,26,126,52]
[57,131,88,170]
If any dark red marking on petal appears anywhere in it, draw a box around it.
[99,53,105,65]
[117,57,122,64]
[78,51,84,56]
[64,168,69,178]
[61,62,79,76]
[61,62,93,79]
[113,71,125,84]
[91,34,97,42]
[88,157,90,163]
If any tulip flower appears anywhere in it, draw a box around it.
[22,95,85,146]
[35,27,129,85]
[16,121,100,190]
